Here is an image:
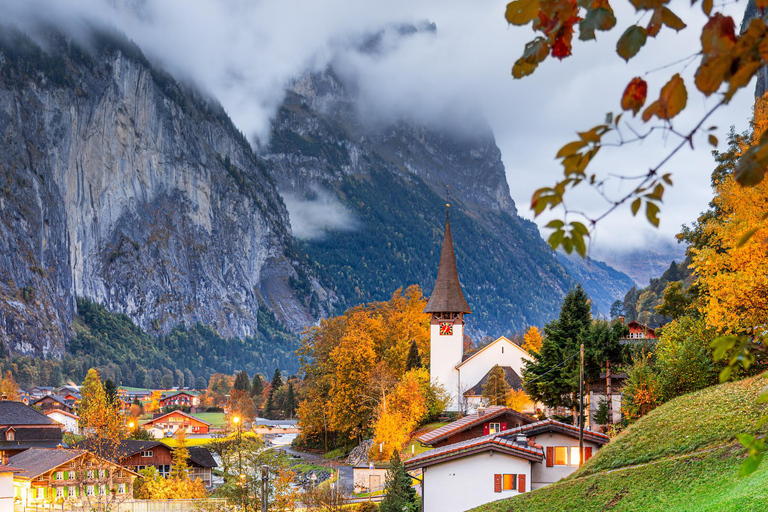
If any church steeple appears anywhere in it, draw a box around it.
[424,205,472,314]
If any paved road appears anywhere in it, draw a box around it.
[276,444,354,491]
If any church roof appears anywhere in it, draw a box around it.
[424,208,472,314]
[463,366,525,397]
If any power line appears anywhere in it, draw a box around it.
[524,350,579,384]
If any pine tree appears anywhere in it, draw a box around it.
[234,370,251,393]
[379,451,417,512]
[103,379,118,406]
[284,382,297,419]
[405,340,422,370]
[270,368,283,393]
[482,365,509,406]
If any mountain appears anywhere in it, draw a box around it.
[591,237,686,287]
[265,66,634,337]
[0,25,634,381]
[0,28,328,360]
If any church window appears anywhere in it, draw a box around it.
[439,322,453,336]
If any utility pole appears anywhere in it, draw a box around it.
[579,343,585,465]
[261,466,269,512]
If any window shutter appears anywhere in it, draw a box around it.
[493,474,502,493]
[585,447,593,461]
[483,423,489,436]
[546,447,554,467]
[518,474,526,493]
[501,422,507,431]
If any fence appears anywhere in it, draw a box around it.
[16,498,231,512]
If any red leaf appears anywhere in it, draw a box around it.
[621,77,648,115]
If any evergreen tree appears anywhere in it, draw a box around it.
[482,365,509,406]
[405,340,422,370]
[523,285,592,410]
[251,374,263,398]
[194,376,207,389]
[103,379,118,406]
[610,299,624,319]
[284,382,297,419]
[379,451,417,512]
[270,368,283,393]
[234,370,251,393]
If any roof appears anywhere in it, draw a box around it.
[31,395,72,407]
[405,431,544,469]
[0,401,59,426]
[44,410,80,421]
[456,336,531,369]
[161,391,197,399]
[0,465,22,473]
[188,447,217,468]
[417,406,533,445]
[464,366,525,397]
[406,419,610,470]
[423,208,472,314]
[8,448,84,479]
[146,410,211,426]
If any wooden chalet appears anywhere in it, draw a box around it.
[417,406,534,448]
[622,319,656,341]
[30,395,75,415]
[0,400,63,458]
[159,391,199,409]
[143,410,210,436]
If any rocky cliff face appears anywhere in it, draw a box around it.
[0,29,325,357]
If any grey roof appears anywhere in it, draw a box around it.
[75,440,168,462]
[465,366,525,396]
[8,448,83,479]
[0,401,59,425]
[188,447,217,468]
[31,395,73,407]
[423,209,472,314]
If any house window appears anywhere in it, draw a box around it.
[56,487,63,498]
[86,470,94,479]
[502,474,517,491]
[86,486,94,496]
[141,451,153,458]
[69,487,77,497]
[6,430,14,441]
[37,476,46,482]
[553,446,582,466]
[570,447,581,466]
[100,485,106,495]
[118,483,126,494]
[159,464,171,477]
[55,471,63,480]
[489,423,501,434]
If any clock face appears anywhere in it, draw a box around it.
[439,322,453,336]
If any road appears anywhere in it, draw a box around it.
[275,443,354,491]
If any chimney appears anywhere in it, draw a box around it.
[618,315,625,325]
[477,407,486,417]
[516,434,527,445]
[1,394,7,401]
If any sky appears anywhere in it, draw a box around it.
[0,0,756,256]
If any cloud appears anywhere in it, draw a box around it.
[0,0,757,255]
[282,188,358,240]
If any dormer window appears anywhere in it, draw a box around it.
[6,428,15,441]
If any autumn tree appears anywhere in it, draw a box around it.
[0,371,19,401]
[506,389,531,412]
[228,389,256,423]
[521,326,543,354]
[482,365,510,407]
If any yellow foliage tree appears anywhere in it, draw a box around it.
[692,97,768,335]
[521,326,543,354]
[506,389,532,412]
[0,371,19,401]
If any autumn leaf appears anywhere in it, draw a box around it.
[647,9,663,37]
[695,54,731,96]
[621,77,648,115]
[700,13,736,55]
[506,0,541,25]
[579,7,617,40]
[642,73,687,121]
[616,25,648,61]
[661,7,686,31]
[513,37,550,78]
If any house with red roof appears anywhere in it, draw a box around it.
[405,418,609,512]
[417,406,533,448]
[142,410,210,438]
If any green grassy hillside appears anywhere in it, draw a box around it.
[470,376,768,512]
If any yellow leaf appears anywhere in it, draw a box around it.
[505,0,541,25]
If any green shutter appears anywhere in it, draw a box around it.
[63,487,68,498]
[105,469,109,478]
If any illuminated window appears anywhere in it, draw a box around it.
[570,447,581,466]
[489,423,501,434]
[502,474,517,491]
[554,446,568,466]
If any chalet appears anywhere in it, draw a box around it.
[622,319,656,341]
[9,448,138,508]
[56,386,82,403]
[44,410,80,435]
[30,395,75,415]
[0,401,63,458]
[0,465,21,512]
[424,209,535,413]
[143,410,210,437]
[417,406,533,448]
[405,419,609,512]
[159,391,199,409]
[117,387,152,404]
[29,387,54,399]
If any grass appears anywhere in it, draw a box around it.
[470,375,768,512]
[403,421,449,458]
[192,412,227,428]
[323,447,348,459]
[471,444,768,512]
[577,375,767,477]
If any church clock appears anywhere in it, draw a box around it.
[439,322,453,336]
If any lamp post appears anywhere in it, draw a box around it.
[232,415,244,510]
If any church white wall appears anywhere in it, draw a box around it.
[422,451,530,512]
[458,338,531,397]
[430,321,464,411]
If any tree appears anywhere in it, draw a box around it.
[609,300,623,320]
[284,382,297,419]
[521,326,543,354]
[228,389,256,423]
[523,286,592,411]
[161,371,174,389]
[0,371,19,401]
[379,451,417,512]
[482,365,509,407]
[405,340,422,370]
[504,0,768,256]
[251,374,263,397]
[194,376,207,389]
[170,428,190,479]
[270,368,283,394]
[655,281,695,320]
[103,379,118,406]
[234,370,251,393]
[506,389,531,412]
[621,350,663,421]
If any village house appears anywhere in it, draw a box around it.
[56,386,82,404]
[113,441,216,487]
[30,395,75,415]
[0,400,63,458]
[405,419,609,512]
[143,410,211,438]
[424,209,536,414]
[28,387,54,399]
[9,448,139,508]
[44,410,80,435]
[0,465,21,512]
[159,391,199,410]
[621,318,657,341]
[417,406,534,448]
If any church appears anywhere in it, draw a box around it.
[424,206,534,413]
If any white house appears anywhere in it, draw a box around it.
[406,419,609,512]
[0,465,20,512]
[425,208,533,412]
[44,410,80,435]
